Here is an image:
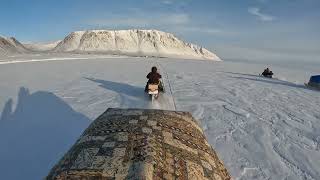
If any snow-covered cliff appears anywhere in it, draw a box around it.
[54,30,221,60]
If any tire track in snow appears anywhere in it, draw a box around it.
[272,143,316,180]
[154,60,177,111]
[223,104,250,118]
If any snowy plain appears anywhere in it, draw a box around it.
[0,55,319,180]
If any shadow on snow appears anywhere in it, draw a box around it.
[221,71,315,91]
[85,77,151,108]
[85,77,146,99]
[0,87,90,180]
[232,76,312,91]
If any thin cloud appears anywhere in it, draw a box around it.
[89,13,190,27]
[248,7,275,22]
[161,0,187,5]
[175,26,223,34]
[88,11,233,36]
[162,0,173,5]
[257,0,268,3]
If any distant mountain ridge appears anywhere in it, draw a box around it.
[23,40,61,52]
[54,29,221,60]
[0,30,221,60]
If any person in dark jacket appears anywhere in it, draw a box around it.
[262,68,274,78]
[145,66,164,92]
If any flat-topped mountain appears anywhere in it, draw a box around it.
[54,29,221,60]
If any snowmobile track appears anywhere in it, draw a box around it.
[156,60,177,111]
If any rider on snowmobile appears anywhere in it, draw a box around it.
[262,68,274,78]
[145,66,164,92]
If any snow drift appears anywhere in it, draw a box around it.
[54,29,221,60]
[0,36,28,56]
[1,57,319,180]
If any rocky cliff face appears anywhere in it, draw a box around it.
[54,30,221,60]
[0,36,28,56]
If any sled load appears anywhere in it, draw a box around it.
[307,75,320,89]
[47,108,231,180]
[148,83,160,100]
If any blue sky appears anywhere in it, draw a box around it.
[0,0,319,61]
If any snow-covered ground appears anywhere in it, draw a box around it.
[0,55,319,179]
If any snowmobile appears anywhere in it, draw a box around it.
[260,71,274,78]
[261,74,273,78]
[147,80,165,101]
[260,68,274,78]
[148,83,160,101]
[305,75,320,90]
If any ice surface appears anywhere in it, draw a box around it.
[0,55,319,179]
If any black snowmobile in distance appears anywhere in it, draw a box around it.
[261,68,274,78]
